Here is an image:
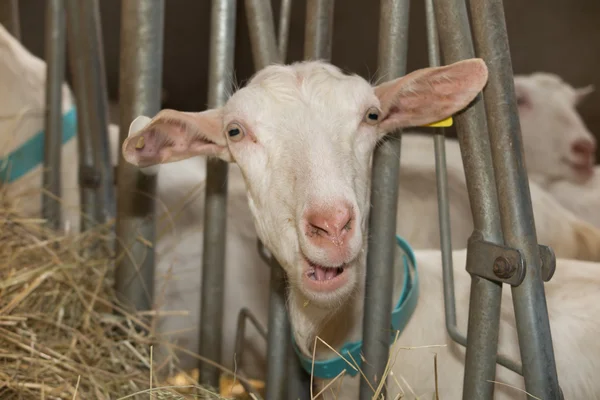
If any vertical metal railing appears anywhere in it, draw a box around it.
[244,1,311,398]
[80,0,115,224]
[244,1,293,398]
[0,0,20,41]
[198,0,236,389]
[469,0,562,397]
[432,0,561,398]
[42,0,66,231]
[428,0,522,388]
[65,0,102,231]
[434,0,507,398]
[115,0,164,312]
[277,0,292,61]
[359,1,409,399]
[65,0,114,228]
[303,0,334,61]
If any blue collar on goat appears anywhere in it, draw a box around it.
[0,107,78,183]
[292,234,420,380]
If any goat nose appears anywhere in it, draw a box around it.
[305,204,354,245]
[572,139,597,157]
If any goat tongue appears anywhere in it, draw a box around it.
[314,265,338,281]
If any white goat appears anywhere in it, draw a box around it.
[0,23,120,234]
[510,72,600,228]
[122,59,600,399]
[513,72,596,187]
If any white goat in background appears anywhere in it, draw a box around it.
[122,59,600,400]
[510,72,600,227]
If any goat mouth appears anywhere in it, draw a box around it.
[302,258,349,292]
[568,160,594,176]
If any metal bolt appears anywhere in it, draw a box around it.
[493,256,515,279]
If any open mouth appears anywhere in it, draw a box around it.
[302,258,348,292]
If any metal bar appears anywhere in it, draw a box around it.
[278,2,309,397]
[198,0,236,389]
[80,0,115,224]
[65,0,101,231]
[359,1,409,399]
[245,0,279,69]
[114,0,164,311]
[234,308,268,398]
[287,343,312,400]
[469,0,562,397]
[0,0,20,41]
[265,263,290,399]
[42,0,66,231]
[244,2,295,397]
[277,0,292,61]
[433,0,508,398]
[303,0,334,60]
[427,0,523,378]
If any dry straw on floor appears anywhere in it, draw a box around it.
[0,190,450,400]
[0,196,238,400]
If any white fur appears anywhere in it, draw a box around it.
[513,73,600,229]
[546,171,600,228]
[121,61,600,398]
[514,72,596,186]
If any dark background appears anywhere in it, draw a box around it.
[13,0,600,151]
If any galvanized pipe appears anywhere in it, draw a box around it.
[433,0,504,398]
[303,0,334,60]
[65,0,101,231]
[80,0,115,224]
[278,0,292,61]
[0,0,20,41]
[198,0,236,389]
[469,0,562,397]
[427,0,521,378]
[42,0,66,231]
[425,0,460,355]
[287,343,311,400]
[265,262,290,399]
[245,0,279,69]
[244,1,296,398]
[115,0,164,311]
[233,308,268,398]
[359,1,409,398]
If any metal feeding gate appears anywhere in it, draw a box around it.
[22,0,564,399]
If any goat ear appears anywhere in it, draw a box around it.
[374,58,488,133]
[121,108,231,168]
[574,84,594,105]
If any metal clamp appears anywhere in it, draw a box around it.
[466,239,526,286]
[538,244,556,282]
[466,239,557,286]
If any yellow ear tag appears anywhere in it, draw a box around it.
[424,116,453,127]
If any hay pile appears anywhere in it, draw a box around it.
[0,200,236,399]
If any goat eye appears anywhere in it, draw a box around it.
[226,123,245,142]
[364,107,380,125]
